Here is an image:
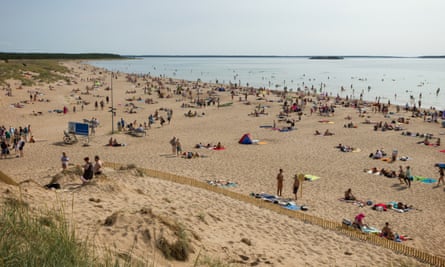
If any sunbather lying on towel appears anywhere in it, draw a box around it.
[182,151,203,158]
[380,222,412,242]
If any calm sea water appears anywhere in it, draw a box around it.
[88,57,445,109]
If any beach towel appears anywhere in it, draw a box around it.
[439,150,445,153]
[420,178,437,184]
[365,169,381,175]
[362,226,381,234]
[304,174,320,181]
[282,203,301,211]
[210,147,226,151]
[412,176,436,183]
[206,180,237,187]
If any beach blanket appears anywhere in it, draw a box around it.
[210,147,226,151]
[206,180,237,187]
[365,169,381,175]
[318,119,334,124]
[252,193,302,211]
[362,226,381,234]
[218,102,233,107]
[439,150,445,153]
[338,197,365,207]
[304,174,320,181]
[412,176,437,183]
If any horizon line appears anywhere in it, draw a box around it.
[124,54,445,59]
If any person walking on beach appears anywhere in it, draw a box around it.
[276,169,284,196]
[176,138,182,156]
[170,136,177,154]
[17,137,25,157]
[437,166,444,186]
[61,152,69,170]
[293,174,300,200]
[405,166,412,188]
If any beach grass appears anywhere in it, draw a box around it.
[0,59,69,86]
[0,196,138,267]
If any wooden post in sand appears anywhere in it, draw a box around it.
[298,173,305,198]
[110,72,115,134]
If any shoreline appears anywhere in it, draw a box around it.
[86,57,445,110]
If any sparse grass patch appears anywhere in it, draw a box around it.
[0,60,69,86]
[156,225,191,261]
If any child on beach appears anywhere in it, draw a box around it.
[61,152,69,170]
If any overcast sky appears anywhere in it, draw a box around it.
[1,0,444,56]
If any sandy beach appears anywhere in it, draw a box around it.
[1,60,444,266]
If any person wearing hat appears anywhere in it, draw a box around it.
[354,213,368,231]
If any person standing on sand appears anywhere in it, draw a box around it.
[437,166,444,186]
[61,152,69,170]
[170,136,177,154]
[276,169,284,196]
[293,174,300,200]
[17,137,25,157]
[176,139,182,156]
[405,166,412,188]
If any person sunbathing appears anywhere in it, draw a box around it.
[344,188,356,201]
[112,138,123,147]
[381,222,395,240]
[372,149,383,159]
[215,142,223,149]
[324,129,334,136]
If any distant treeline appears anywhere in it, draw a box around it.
[418,55,445,59]
[0,52,123,60]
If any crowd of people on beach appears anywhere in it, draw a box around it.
[0,124,31,159]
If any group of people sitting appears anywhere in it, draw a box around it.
[181,151,203,159]
[369,149,387,159]
[373,121,403,131]
[417,136,440,146]
[344,122,357,128]
[195,142,224,150]
[366,167,397,178]
[343,195,412,241]
[314,129,334,136]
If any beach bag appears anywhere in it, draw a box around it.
[44,183,61,189]
[342,219,352,226]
